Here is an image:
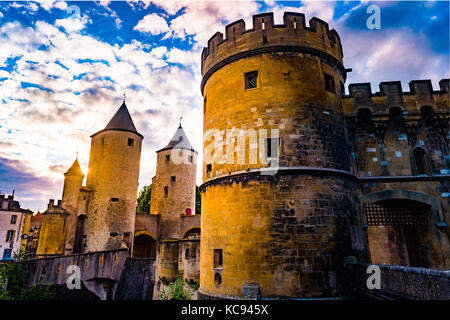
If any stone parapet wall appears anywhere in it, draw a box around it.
[345,262,450,300]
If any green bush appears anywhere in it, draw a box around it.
[158,277,199,300]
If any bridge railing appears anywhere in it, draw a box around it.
[345,262,450,300]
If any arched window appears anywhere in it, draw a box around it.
[73,215,87,254]
[412,148,428,175]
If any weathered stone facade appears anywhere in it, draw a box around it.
[200,12,364,299]
[344,80,450,269]
[150,125,197,239]
[199,12,449,299]
[143,124,200,296]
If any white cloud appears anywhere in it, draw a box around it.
[341,27,449,91]
[55,15,89,33]
[167,47,201,73]
[0,18,204,211]
[134,13,170,35]
[54,1,68,11]
[152,0,261,44]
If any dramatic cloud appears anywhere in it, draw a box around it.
[134,12,170,35]
[0,1,448,211]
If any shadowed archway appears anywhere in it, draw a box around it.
[132,234,157,258]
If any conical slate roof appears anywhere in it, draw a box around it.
[64,157,84,177]
[91,102,143,138]
[157,124,197,153]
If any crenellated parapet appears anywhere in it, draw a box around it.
[201,12,345,93]
[343,79,450,116]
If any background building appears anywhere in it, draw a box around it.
[0,192,33,260]
[25,211,42,258]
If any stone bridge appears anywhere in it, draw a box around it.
[4,253,449,300]
[17,249,155,300]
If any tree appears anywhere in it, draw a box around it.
[137,185,151,214]
[0,248,52,300]
[195,186,201,214]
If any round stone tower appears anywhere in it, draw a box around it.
[150,124,197,283]
[61,156,84,254]
[85,102,143,253]
[200,12,367,299]
[150,124,197,240]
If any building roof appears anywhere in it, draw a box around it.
[64,157,84,177]
[30,211,43,227]
[157,124,197,153]
[91,102,143,138]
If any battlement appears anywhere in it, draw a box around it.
[201,12,344,90]
[343,79,450,115]
[47,199,63,210]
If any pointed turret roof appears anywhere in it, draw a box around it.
[91,102,143,138]
[157,124,197,153]
[64,157,85,177]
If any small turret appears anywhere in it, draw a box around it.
[61,156,85,254]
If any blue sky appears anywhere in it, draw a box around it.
[0,0,448,212]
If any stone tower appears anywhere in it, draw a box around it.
[150,124,197,239]
[61,157,85,254]
[85,102,143,253]
[199,12,367,299]
[149,124,197,283]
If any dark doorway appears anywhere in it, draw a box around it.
[412,148,429,175]
[73,215,87,254]
[183,228,200,239]
[132,234,157,258]
[365,199,432,268]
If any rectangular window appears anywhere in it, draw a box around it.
[164,186,168,198]
[265,137,280,160]
[171,176,176,182]
[166,155,170,162]
[213,249,223,268]
[245,71,258,90]
[324,73,335,93]
[2,249,12,261]
[6,230,15,242]
[128,138,134,147]
[206,163,212,177]
[203,96,207,114]
[188,155,193,163]
[10,215,17,224]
